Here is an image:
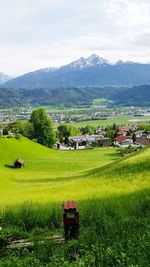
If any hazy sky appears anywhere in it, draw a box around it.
[0,0,150,75]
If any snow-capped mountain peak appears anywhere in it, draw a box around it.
[115,59,136,65]
[86,54,109,65]
[68,57,87,69]
[67,54,109,70]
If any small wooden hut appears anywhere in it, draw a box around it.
[14,159,24,168]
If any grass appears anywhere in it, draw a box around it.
[67,115,150,128]
[0,136,149,208]
[0,137,118,207]
[92,98,109,105]
[0,137,150,266]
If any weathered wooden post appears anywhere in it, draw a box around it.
[62,201,79,240]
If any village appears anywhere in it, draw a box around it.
[0,106,150,155]
[0,106,150,124]
[56,125,150,151]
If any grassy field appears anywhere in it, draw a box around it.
[0,137,150,266]
[0,137,149,208]
[92,98,109,105]
[67,115,150,127]
[0,137,119,207]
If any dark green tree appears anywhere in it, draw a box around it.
[132,132,136,143]
[106,129,117,140]
[82,125,94,135]
[57,125,69,143]
[3,121,26,135]
[29,108,55,148]
[57,125,79,143]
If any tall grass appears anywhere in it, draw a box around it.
[0,138,150,266]
[1,189,150,266]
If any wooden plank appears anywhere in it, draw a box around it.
[7,235,65,249]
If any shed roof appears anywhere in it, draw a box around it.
[63,200,77,211]
[15,159,24,164]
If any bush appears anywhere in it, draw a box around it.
[15,133,22,140]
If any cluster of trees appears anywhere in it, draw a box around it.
[118,146,138,156]
[105,123,119,140]
[139,123,150,132]
[2,109,55,148]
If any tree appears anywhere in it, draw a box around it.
[106,129,117,140]
[57,125,69,143]
[29,108,55,148]
[82,125,94,135]
[132,132,136,143]
[3,121,26,135]
[57,125,79,143]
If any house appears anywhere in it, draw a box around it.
[115,136,133,147]
[136,137,150,147]
[14,159,24,168]
[117,130,126,136]
[56,143,75,150]
[134,130,145,138]
[57,134,109,150]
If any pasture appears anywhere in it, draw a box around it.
[0,137,119,207]
[0,137,149,208]
[0,137,150,266]
[67,115,150,128]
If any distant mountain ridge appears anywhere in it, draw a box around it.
[3,54,150,89]
[0,85,150,108]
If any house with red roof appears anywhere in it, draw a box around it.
[115,136,133,147]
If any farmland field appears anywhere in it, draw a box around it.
[0,137,150,266]
[66,115,150,127]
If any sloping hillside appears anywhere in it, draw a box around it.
[0,137,149,207]
[0,137,118,206]
[0,137,150,266]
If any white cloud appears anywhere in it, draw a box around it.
[0,0,150,75]
[99,0,150,28]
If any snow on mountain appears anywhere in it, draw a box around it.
[86,54,109,66]
[65,54,110,70]
[3,54,150,89]
[115,60,136,65]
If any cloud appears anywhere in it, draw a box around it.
[99,0,150,28]
[0,0,150,74]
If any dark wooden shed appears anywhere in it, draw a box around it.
[14,159,24,168]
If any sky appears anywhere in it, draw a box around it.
[0,0,150,76]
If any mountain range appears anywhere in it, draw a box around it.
[0,85,150,108]
[2,54,150,89]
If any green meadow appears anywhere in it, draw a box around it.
[67,115,150,128]
[0,137,149,208]
[0,137,119,207]
[0,137,150,266]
